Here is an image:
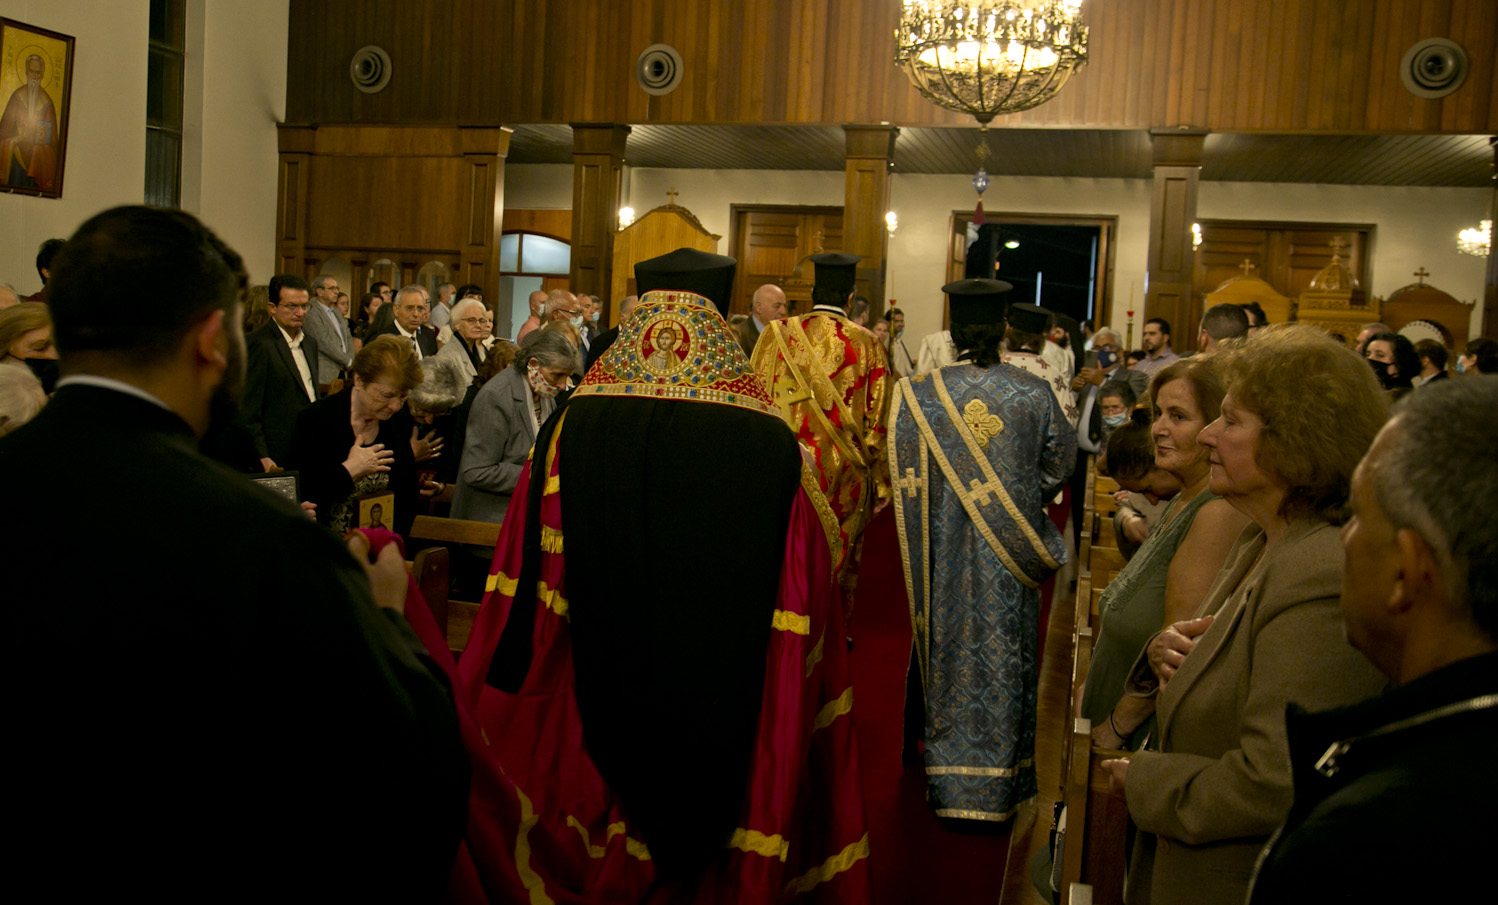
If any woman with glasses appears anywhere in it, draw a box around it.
[433,298,490,386]
[290,336,438,538]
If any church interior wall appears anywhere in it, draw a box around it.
[0,0,148,295]
[0,0,287,295]
[502,164,1487,351]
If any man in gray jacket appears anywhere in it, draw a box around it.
[303,274,354,386]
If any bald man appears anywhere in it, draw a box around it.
[515,290,547,342]
[732,283,788,357]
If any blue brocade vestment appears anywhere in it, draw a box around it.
[889,362,1076,821]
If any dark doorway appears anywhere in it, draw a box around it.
[947,213,1116,331]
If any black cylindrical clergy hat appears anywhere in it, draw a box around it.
[809,252,860,302]
[941,277,1013,326]
[1006,303,1052,334]
[634,247,739,315]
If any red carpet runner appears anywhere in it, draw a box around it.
[848,507,1013,904]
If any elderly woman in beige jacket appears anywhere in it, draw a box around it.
[1104,324,1391,905]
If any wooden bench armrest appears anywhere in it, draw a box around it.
[410,514,503,548]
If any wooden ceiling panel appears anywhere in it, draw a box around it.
[507,125,1492,187]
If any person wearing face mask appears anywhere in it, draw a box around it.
[450,328,578,525]
[290,336,436,539]
[1074,327,1149,455]
[0,301,60,393]
[1364,331,1419,394]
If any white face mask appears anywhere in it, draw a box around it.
[570,315,585,328]
[1103,412,1128,428]
[590,311,600,323]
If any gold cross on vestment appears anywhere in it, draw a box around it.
[1413,267,1430,285]
[892,467,922,499]
[967,478,998,507]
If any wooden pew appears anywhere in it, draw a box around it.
[408,515,504,654]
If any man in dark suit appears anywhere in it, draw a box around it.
[302,273,354,385]
[0,205,468,900]
[243,273,320,472]
[731,282,787,357]
[368,285,439,359]
[583,293,638,372]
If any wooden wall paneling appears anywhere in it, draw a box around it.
[569,124,630,309]
[458,127,512,311]
[729,206,843,317]
[502,210,573,237]
[843,126,897,314]
[285,1,1498,133]
[1146,130,1205,350]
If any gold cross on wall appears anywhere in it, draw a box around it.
[1239,259,1256,276]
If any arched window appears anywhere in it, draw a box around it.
[499,232,571,339]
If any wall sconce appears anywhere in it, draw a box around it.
[1192,222,1203,249]
[885,211,899,235]
[618,206,637,229]
[1457,219,1490,256]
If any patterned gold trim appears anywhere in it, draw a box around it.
[813,687,854,731]
[932,369,1062,572]
[539,525,564,553]
[729,827,789,862]
[543,473,560,495]
[800,463,843,567]
[781,833,871,898]
[887,384,924,692]
[925,759,1034,777]
[513,785,555,905]
[772,609,811,635]
[805,631,825,678]
[571,381,781,419]
[897,378,1035,589]
[486,570,519,596]
[933,797,1034,822]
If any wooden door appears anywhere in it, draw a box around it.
[729,206,844,318]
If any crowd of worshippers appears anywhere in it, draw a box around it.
[3,210,1494,904]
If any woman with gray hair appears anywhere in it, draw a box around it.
[450,328,580,524]
[434,297,489,385]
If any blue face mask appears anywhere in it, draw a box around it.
[1097,349,1118,369]
[1456,358,1467,374]
[1103,412,1128,428]
[590,311,600,323]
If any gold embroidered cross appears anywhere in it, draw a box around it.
[968,478,997,506]
[962,398,1004,449]
[892,467,922,499]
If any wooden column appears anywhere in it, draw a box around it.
[1483,136,1497,340]
[843,125,898,315]
[1146,130,1206,351]
[570,124,631,309]
[459,127,512,311]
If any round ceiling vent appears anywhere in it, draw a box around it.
[636,44,683,96]
[350,45,392,94]
[1399,38,1468,99]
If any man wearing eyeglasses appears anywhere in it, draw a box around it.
[368,285,439,359]
[303,274,355,385]
[244,273,321,472]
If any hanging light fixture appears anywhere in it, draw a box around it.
[885,210,900,235]
[618,206,637,230]
[895,1,1089,222]
[1457,219,1490,256]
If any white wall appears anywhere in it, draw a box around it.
[0,0,287,292]
[185,0,288,284]
[0,1,148,293]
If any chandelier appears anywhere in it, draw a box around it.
[1457,219,1490,257]
[895,1,1090,125]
